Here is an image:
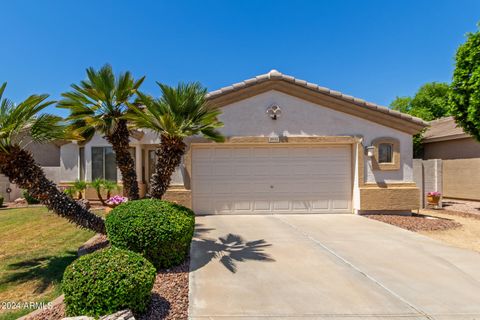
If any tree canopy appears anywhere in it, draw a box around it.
[450,26,480,142]
[390,82,451,121]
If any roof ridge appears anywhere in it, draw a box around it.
[206,69,429,127]
[429,116,454,124]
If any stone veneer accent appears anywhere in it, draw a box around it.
[164,187,192,208]
[359,183,420,211]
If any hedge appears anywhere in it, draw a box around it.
[62,247,156,317]
[106,199,195,268]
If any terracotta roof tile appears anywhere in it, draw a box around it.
[206,69,428,127]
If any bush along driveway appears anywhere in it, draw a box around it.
[189,214,480,319]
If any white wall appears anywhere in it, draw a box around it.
[218,90,413,184]
[58,90,414,186]
[60,142,79,182]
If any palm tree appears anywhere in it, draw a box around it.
[73,179,87,199]
[58,64,144,200]
[126,82,224,199]
[0,83,105,233]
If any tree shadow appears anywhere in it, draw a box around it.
[0,250,77,293]
[191,225,275,273]
[136,292,171,320]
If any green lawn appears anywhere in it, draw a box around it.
[0,206,94,320]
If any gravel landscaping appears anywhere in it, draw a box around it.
[442,198,480,216]
[364,213,462,232]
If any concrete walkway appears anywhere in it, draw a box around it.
[189,214,480,319]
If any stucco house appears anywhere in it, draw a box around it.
[57,70,426,214]
[422,116,480,201]
[0,137,62,202]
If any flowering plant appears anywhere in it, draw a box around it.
[106,195,128,207]
[427,191,441,197]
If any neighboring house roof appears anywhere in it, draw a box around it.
[206,69,428,134]
[423,116,470,143]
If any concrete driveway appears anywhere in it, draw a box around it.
[189,214,480,319]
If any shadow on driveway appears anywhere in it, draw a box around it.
[191,224,275,273]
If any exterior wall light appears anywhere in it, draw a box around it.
[366,146,375,158]
[266,105,282,120]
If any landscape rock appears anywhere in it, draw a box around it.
[76,199,91,210]
[14,197,27,205]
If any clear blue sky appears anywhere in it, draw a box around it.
[1,0,479,116]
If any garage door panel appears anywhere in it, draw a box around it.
[192,145,352,214]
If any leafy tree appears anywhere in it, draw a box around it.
[58,64,144,200]
[450,26,480,142]
[391,82,451,121]
[126,82,225,199]
[390,82,451,157]
[0,83,105,233]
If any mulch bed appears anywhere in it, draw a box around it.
[365,213,462,232]
[25,236,190,320]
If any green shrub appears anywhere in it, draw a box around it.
[0,196,3,207]
[62,247,156,317]
[106,199,195,269]
[22,190,40,204]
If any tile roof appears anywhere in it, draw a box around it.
[423,116,469,142]
[206,69,428,127]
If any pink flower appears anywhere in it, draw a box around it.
[106,195,128,206]
[427,191,441,197]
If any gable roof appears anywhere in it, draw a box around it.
[423,116,470,143]
[206,69,428,135]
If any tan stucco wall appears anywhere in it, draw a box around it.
[424,138,480,160]
[359,184,420,211]
[443,158,480,201]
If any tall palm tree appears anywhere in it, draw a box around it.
[58,64,144,200]
[126,82,224,199]
[0,83,105,233]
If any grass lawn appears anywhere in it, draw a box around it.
[0,206,94,320]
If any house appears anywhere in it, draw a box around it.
[421,116,480,201]
[59,70,427,214]
[0,137,62,201]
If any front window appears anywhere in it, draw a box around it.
[378,143,393,163]
[92,147,117,181]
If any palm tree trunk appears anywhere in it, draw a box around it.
[150,135,186,199]
[106,119,139,200]
[0,146,105,234]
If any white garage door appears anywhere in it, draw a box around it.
[192,145,352,215]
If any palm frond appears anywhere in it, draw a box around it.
[58,64,145,141]
[0,83,58,153]
[127,82,225,142]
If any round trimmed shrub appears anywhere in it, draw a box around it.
[62,247,156,317]
[105,199,195,269]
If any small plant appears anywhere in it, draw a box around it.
[427,191,441,198]
[90,179,119,205]
[63,187,76,199]
[106,195,128,208]
[22,190,40,204]
[73,180,88,199]
[103,180,118,199]
[0,195,3,207]
[62,247,156,317]
[106,199,195,268]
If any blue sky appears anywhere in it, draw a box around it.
[1,0,479,116]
